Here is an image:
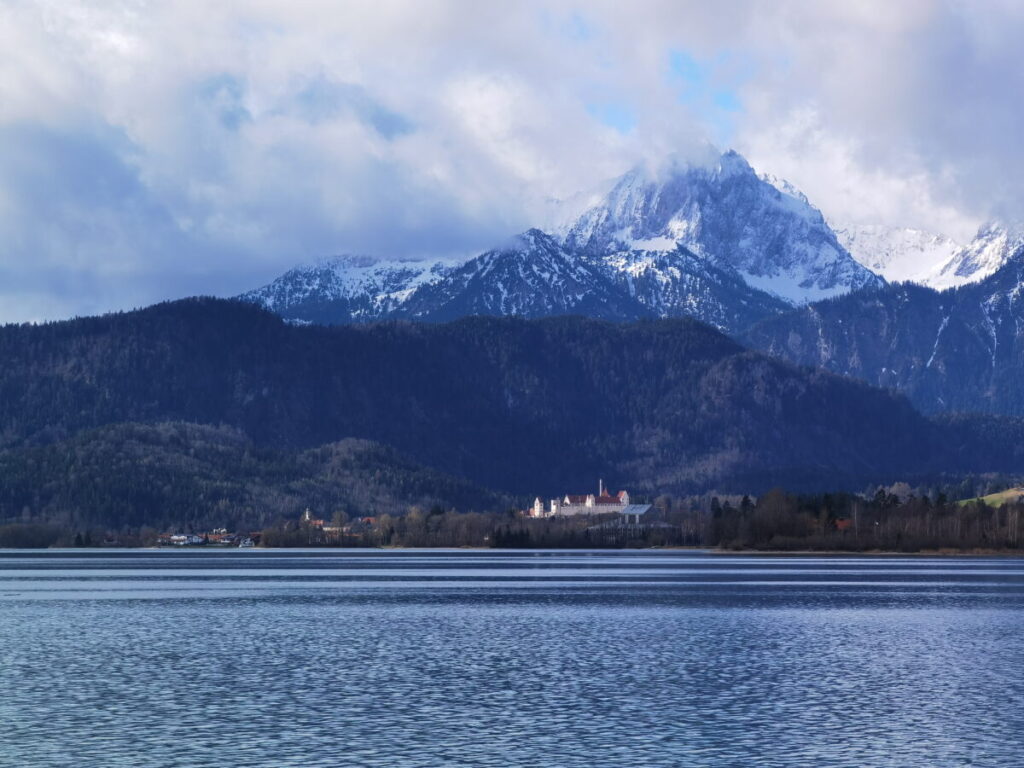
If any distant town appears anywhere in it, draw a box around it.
[156,483,658,547]
[155,509,385,548]
[7,479,1024,552]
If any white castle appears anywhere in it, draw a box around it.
[530,480,630,518]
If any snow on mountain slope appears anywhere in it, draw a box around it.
[395,229,644,322]
[929,222,1024,289]
[563,151,882,304]
[830,223,962,285]
[829,221,1024,290]
[589,245,789,332]
[241,149,894,327]
[239,255,460,324]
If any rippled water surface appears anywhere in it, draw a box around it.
[2,549,1024,767]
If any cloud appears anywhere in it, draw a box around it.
[0,0,1023,321]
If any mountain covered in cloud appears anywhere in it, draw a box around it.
[241,150,874,332]
[563,151,882,303]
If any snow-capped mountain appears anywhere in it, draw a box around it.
[394,229,642,322]
[239,254,458,324]
[585,245,789,330]
[830,223,962,286]
[240,149,885,331]
[563,151,882,304]
[391,230,789,332]
[831,220,1024,290]
[929,222,1024,289]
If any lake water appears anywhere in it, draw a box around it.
[1,549,1023,767]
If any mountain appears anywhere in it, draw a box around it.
[586,245,791,332]
[831,223,962,286]
[240,150,878,331]
[394,229,790,332]
[393,229,643,322]
[2,298,1023,503]
[239,254,456,324]
[242,228,789,335]
[832,220,1024,290]
[744,249,1024,415]
[563,152,882,304]
[929,222,1024,289]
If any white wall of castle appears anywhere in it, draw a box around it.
[530,489,630,518]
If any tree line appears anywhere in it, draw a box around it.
[253,485,1024,552]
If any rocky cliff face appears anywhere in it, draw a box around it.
[563,151,882,304]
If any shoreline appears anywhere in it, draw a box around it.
[3,545,1023,557]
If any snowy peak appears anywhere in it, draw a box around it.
[563,150,881,304]
[760,172,809,205]
[239,254,459,324]
[833,220,1024,290]
[241,150,904,328]
[930,221,1024,289]
[396,229,643,322]
[831,223,962,286]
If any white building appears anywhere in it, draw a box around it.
[531,480,630,517]
[170,534,205,546]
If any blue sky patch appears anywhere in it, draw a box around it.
[668,50,744,144]
[586,101,636,134]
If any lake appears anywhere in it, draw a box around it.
[1,549,1023,767]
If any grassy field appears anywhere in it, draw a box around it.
[958,487,1024,507]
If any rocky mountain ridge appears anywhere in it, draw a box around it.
[240,150,877,333]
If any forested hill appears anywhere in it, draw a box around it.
[2,297,1024,497]
[0,422,509,532]
[743,253,1024,416]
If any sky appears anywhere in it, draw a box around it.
[2,0,1023,322]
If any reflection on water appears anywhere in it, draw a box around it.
[1,549,1022,767]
